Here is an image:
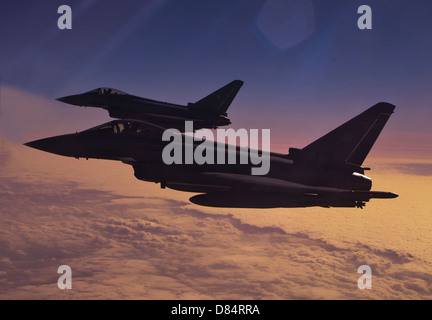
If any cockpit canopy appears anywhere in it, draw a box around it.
[86,88,128,96]
[82,120,165,136]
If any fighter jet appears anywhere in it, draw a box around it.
[24,101,398,209]
[56,80,243,131]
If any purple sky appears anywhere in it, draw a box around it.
[1,0,431,146]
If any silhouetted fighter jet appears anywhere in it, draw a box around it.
[25,101,398,209]
[56,80,243,131]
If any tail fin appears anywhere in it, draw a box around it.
[302,102,395,166]
[190,80,243,115]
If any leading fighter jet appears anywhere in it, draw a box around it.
[24,100,398,209]
[56,80,243,131]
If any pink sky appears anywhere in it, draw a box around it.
[1,86,432,299]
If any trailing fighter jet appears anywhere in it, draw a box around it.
[56,80,243,131]
[24,101,398,209]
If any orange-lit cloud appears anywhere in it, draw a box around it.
[1,137,432,299]
[1,86,432,300]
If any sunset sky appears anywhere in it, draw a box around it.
[1,0,432,299]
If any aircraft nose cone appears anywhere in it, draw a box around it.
[56,96,70,104]
[24,135,80,157]
[56,94,82,106]
[24,139,47,151]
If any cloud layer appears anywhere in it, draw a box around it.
[1,137,432,300]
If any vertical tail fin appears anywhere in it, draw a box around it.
[301,102,395,166]
[191,80,243,115]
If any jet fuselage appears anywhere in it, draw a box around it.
[56,80,244,130]
[24,118,397,209]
